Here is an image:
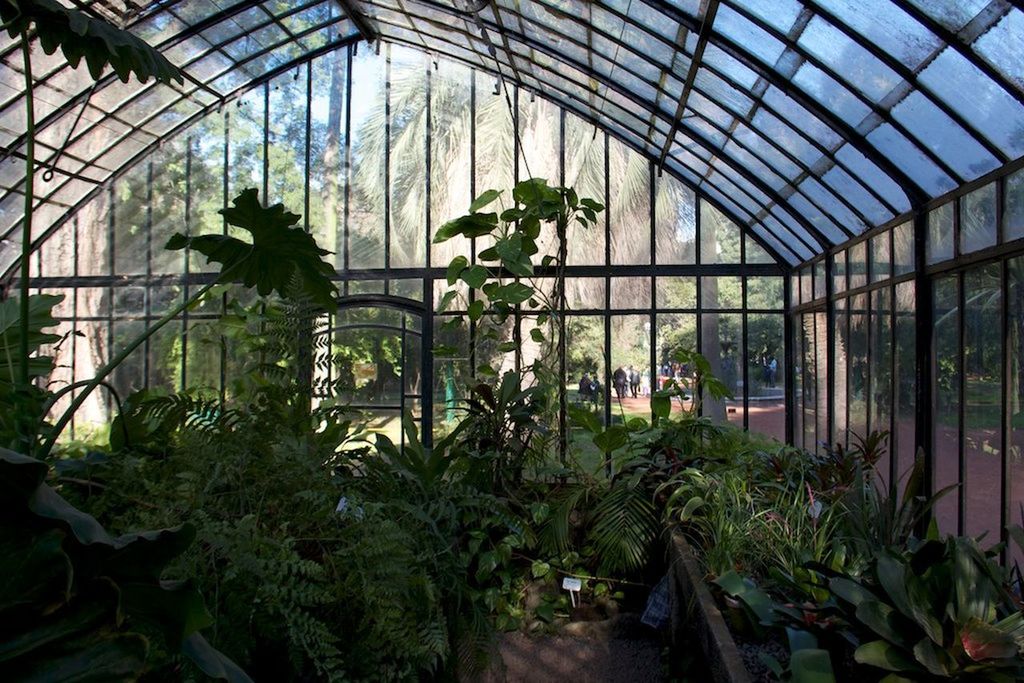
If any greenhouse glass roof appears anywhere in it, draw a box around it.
[1,0,1023,270]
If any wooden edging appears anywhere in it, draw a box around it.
[668,531,752,683]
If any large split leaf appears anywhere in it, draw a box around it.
[0,0,182,84]
[167,188,338,310]
[0,293,62,381]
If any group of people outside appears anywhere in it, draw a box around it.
[577,366,652,405]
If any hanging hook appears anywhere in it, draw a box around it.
[41,81,100,182]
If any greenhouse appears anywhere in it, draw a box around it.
[2,0,1024,681]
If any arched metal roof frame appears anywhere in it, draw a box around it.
[0,3,805,272]
[378,12,829,255]
[0,0,1021,275]
[0,24,799,275]
[375,3,853,249]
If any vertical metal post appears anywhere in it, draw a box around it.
[825,251,835,447]
[784,274,794,446]
[422,276,434,447]
[914,210,932,496]
[181,138,192,390]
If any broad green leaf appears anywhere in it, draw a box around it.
[0,294,63,380]
[651,393,671,419]
[461,265,489,289]
[789,649,836,683]
[469,189,502,212]
[855,640,922,673]
[446,255,468,285]
[593,425,628,454]
[182,633,254,683]
[433,212,498,242]
[493,282,534,305]
[829,576,875,607]
[496,233,522,261]
[436,290,458,313]
[567,405,601,434]
[167,189,337,310]
[855,600,911,648]
[530,328,545,343]
[1,0,182,84]
[912,637,954,676]
[467,300,485,321]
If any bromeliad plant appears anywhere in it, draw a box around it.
[817,537,1024,681]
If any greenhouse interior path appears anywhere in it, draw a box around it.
[478,616,664,682]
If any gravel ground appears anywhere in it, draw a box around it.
[733,632,788,683]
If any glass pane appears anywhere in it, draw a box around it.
[848,293,868,441]
[656,313,696,409]
[655,173,696,264]
[389,46,427,268]
[701,276,743,309]
[926,203,954,265]
[656,276,696,309]
[564,116,606,266]
[567,315,606,472]
[963,264,1002,539]
[932,276,960,536]
[849,240,867,289]
[700,201,743,264]
[349,47,386,269]
[833,249,847,294]
[1007,168,1024,243]
[869,287,892,488]
[113,164,149,276]
[610,276,651,309]
[747,313,784,442]
[833,298,848,448]
[430,58,471,267]
[1009,257,1024,566]
[893,281,916,487]
[870,230,891,284]
[610,314,651,424]
[893,221,914,277]
[609,139,650,265]
[745,234,775,264]
[747,276,783,309]
[960,182,997,255]
[701,312,742,427]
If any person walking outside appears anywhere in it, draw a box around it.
[613,366,627,400]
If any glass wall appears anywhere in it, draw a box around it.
[811,167,1024,552]
[28,43,787,449]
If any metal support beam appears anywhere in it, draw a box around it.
[335,0,378,42]
[658,0,720,168]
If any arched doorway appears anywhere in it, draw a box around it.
[312,294,429,449]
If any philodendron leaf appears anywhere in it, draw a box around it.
[593,425,628,454]
[0,294,63,380]
[0,0,182,84]
[469,189,502,213]
[167,189,338,310]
